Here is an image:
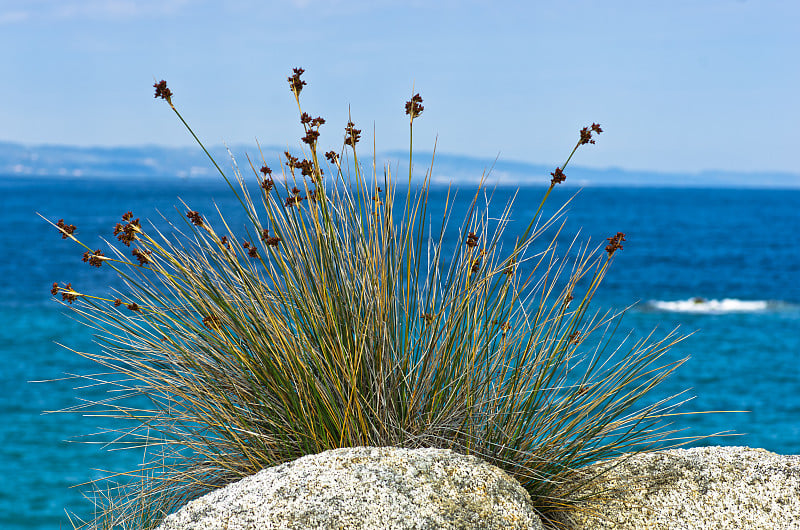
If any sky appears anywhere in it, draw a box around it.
[1,0,798,174]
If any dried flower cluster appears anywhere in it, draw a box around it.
[550,167,566,185]
[186,211,204,227]
[114,212,140,246]
[56,219,76,239]
[260,165,274,192]
[344,121,361,147]
[82,249,105,267]
[51,282,79,304]
[260,229,281,247]
[153,80,173,101]
[239,241,258,258]
[131,248,152,265]
[605,232,626,256]
[300,112,325,148]
[466,231,479,248]
[579,123,603,145]
[288,68,306,95]
[405,93,424,120]
[202,315,220,329]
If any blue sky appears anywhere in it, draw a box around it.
[1,0,798,173]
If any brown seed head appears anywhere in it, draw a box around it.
[288,67,306,95]
[114,299,122,307]
[550,167,566,185]
[50,282,59,296]
[405,93,424,120]
[325,151,339,164]
[127,303,140,312]
[466,231,479,248]
[344,121,361,147]
[261,229,281,247]
[153,80,172,100]
[301,129,320,146]
[261,177,274,192]
[296,159,315,178]
[284,151,299,169]
[61,283,79,304]
[285,195,304,208]
[82,249,105,267]
[202,315,220,329]
[605,232,626,257]
[56,219,77,239]
[471,257,481,273]
[132,248,152,265]
[187,211,204,227]
[260,165,272,176]
[114,215,140,246]
[579,122,602,145]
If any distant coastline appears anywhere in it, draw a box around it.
[2,140,799,189]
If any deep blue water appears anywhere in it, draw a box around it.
[1,175,798,529]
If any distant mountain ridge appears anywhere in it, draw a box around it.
[1,141,798,188]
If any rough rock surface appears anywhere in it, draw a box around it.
[155,446,544,530]
[570,446,800,529]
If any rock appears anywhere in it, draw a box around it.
[155,446,544,530]
[568,446,800,529]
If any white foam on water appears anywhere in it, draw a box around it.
[648,298,771,314]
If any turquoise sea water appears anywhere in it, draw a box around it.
[2,175,798,529]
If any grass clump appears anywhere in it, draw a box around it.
[51,69,693,529]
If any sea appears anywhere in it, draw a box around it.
[1,175,798,529]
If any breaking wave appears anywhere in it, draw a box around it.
[646,297,776,314]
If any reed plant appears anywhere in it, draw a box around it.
[50,69,693,529]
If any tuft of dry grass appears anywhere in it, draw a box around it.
[49,69,699,529]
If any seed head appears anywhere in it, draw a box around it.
[61,283,79,304]
[127,303,141,312]
[82,249,105,267]
[344,121,361,147]
[405,93,424,120]
[263,230,281,247]
[466,231,479,248]
[50,282,59,296]
[288,68,306,95]
[56,219,77,239]
[186,211,204,227]
[114,214,140,246]
[132,248,152,265]
[550,167,566,185]
[284,151,299,170]
[153,80,173,102]
[579,123,602,145]
[202,315,220,329]
[605,232,626,257]
[285,195,304,208]
[260,165,272,176]
[325,151,339,164]
[301,129,320,146]
[296,159,315,178]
